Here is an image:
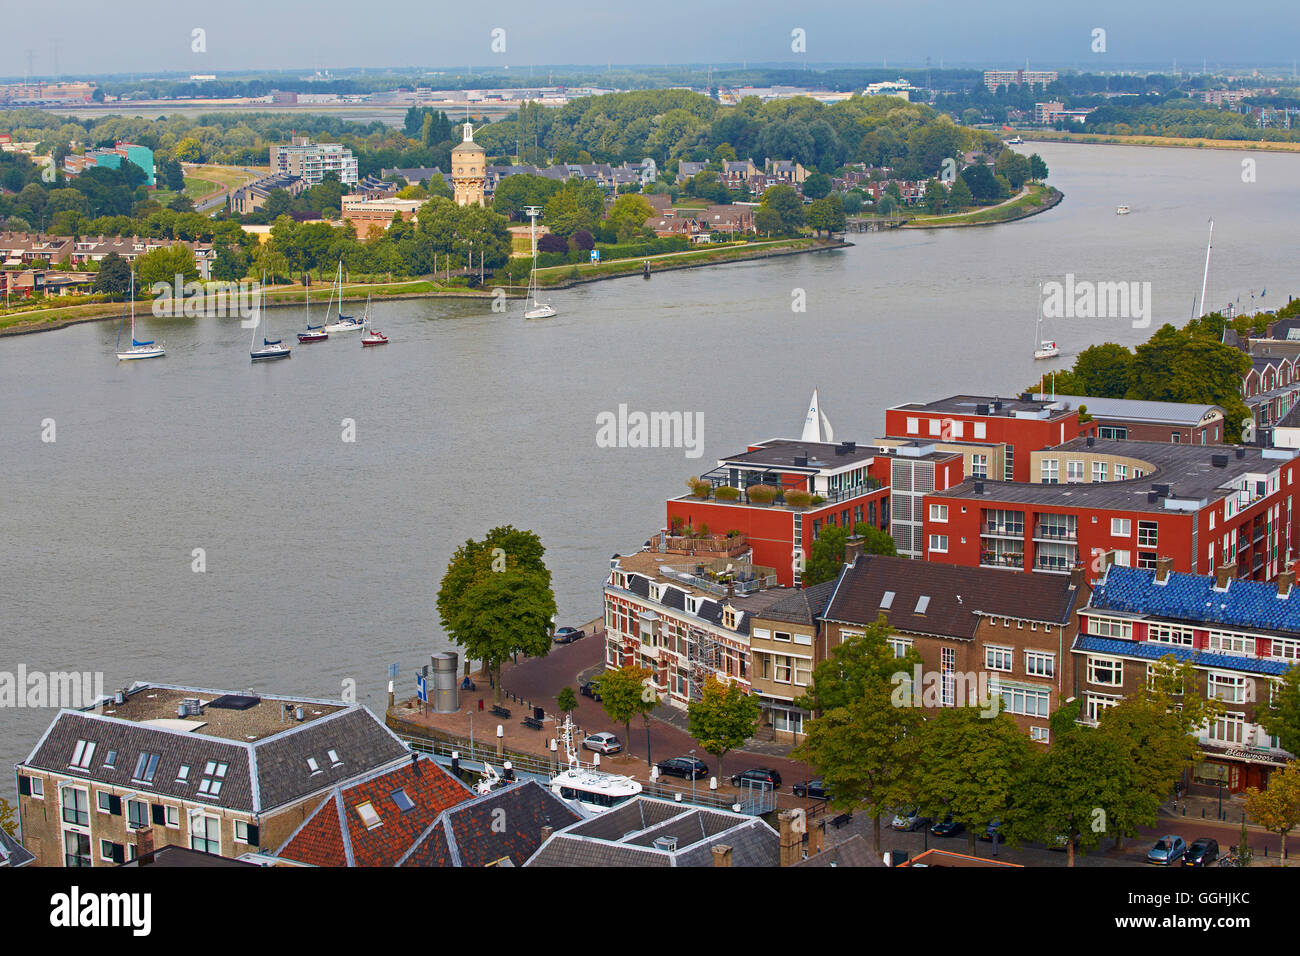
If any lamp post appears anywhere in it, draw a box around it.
[467,709,475,757]
[496,723,504,759]
[690,749,697,805]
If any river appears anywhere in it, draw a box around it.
[2,141,1299,792]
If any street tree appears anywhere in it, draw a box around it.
[687,676,759,781]
[596,665,653,755]
[1242,760,1300,861]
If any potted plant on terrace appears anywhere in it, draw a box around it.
[687,477,711,499]
[716,486,741,501]
[747,484,777,505]
[784,489,813,508]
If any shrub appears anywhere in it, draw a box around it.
[715,486,741,501]
[747,484,777,504]
[784,490,813,508]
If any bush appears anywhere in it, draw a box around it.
[784,490,813,508]
[747,484,777,504]
[691,483,711,499]
[715,486,741,501]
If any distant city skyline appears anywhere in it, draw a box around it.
[4,0,1299,80]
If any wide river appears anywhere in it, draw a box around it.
[2,141,1299,790]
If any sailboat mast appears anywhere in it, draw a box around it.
[1199,218,1214,318]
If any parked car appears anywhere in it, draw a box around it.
[1182,838,1219,867]
[553,626,585,644]
[929,815,965,838]
[792,778,832,800]
[1147,835,1187,865]
[730,768,782,790]
[579,679,602,701]
[582,731,621,755]
[978,818,1004,842]
[891,807,931,832]
[656,756,710,780]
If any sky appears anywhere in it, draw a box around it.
[3,0,1299,79]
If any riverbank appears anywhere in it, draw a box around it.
[0,237,849,337]
[904,184,1062,229]
[1015,130,1300,153]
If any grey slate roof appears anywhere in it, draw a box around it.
[1038,394,1224,427]
[0,826,35,867]
[758,579,836,626]
[19,703,410,814]
[792,834,885,867]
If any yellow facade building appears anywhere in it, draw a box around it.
[451,122,486,207]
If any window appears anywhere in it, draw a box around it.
[1000,683,1051,717]
[1030,726,1050,743]
[1115,463,1128,481]
[132,752,161,784]
[1087,657,1123,686]
[391,789,415,813]
[1208,673,1250,704]
[64,831,91,868]
[70,739,96,770]
[306,757,321,775]
[1066,460,1085,483]
[1148,623,1194,646]
[1207,631,1255,656]
[177,765,190,783]
[888,637,913,658]
[30,777,44,799]
[1099,425,1127,440]
[1271,638,1300,663]
[1025,651,1055,678]
[941,647,956,707]
[1170,432,1181,443]
[127,799,148,829]
[190,812,221,854]
[1208,712,1245,744]
[973,422,987,439]
[1137,521,1158,548]
[97,791,120,815]
[1137,551,1158,569]
[1111,518,1131,537]
[166,805,180,828]
[61,786,89,827]
[985,646,1013,672]
[234,820,257,845]
[197,761,228,797]
[971,454,988,479]
[906,417,919,435]
[929,503,949,522]
[929,534,949,553]
[1092,461,1108,483]
[328,749,343,768]
[773,630,791,643]
[1040,459,1059,483]
[1088,617,1132,639]
[795,659,812,686]
[1085,692,1121,723]
[929,418,941,436]
[774,656,793,683]
[100,839,124,864]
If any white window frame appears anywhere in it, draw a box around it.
[984,645,1013,672]
[1110,518,1131,537]
[1025,650,1055,678]
[929,534,949,553]
[1087,656,1124,686]
[929,503,949,522]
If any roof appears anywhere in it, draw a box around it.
[19,683,411,814]
[891,394,1074,421]
[275,755,473,866]
[903,848,1022,867]
[120,845,259,868]
[932,438,1295,513]
[721,438,881,471]
[756,579,836,626]
[525,797,780,867]
[0,827,35,867]
[1090,565,1300,638]
[399,780,581,867]
[823,554,1080,638]
[792,834,885,867]
[1038,394,1224,426]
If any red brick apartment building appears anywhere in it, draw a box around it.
[1038,395,1227,445]
[922,438,1300,584]
[821,554,1086,743]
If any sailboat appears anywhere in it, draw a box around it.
[523,206,556,319]
[323,261,363,333]
[249,280,291,361]
[360,294,388,346]
[115,270,165,360]
[1034,294,1059,360]
[800,388,834,443]
[297,273,327,342]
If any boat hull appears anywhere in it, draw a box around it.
[297,331,328,342]
[116,347,165,360]
[525,305,556,319]
[1034,348,1060,360]
[251,348,292,361]
[323,322,363,333]
[361,335,388,347]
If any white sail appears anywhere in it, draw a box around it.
[801,389,832,443]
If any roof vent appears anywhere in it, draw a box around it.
[653,836,678,852]
[1152,483,1170,497]
[973,481,985,495]
[976,404,989,416]
[1211,454,1228,468]
[1086,436,1095,447]
[1018,392,1031,402]
[794,455,809,467]
[1236,447,1247,459]
[1147,491,1159,504]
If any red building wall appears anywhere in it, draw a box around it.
[883,407,1083,482]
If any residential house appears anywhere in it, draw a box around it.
[765,159,809,186]
[747,580,836,739]
[228,173,307,215]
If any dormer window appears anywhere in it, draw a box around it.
[197,761,227,796]
[306,757,321,775]
[70,740,96,770]
[355,801,382,829]
[328,749,342,768]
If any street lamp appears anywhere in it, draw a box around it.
[690,749,697,805]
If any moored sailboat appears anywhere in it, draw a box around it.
[115,271,165,361]
[322,261,363,333]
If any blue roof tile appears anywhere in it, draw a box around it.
[1074,635,1292,676]
[1090,566,1300,635]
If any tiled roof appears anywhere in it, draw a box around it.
[20,700,410,814]
[758,580,836,626]
[399,780,580,867]
[1090,565,1300,635]
[823,554,1080,638]
[0,827,35,867]
[792,834,884,867]
[276,755,472,866]
[1073,635,1292,676]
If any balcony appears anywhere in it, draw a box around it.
[981,523,1025,539]
[981,551,1024,569]
[653,532,749,558]
[1034,556,1074,573]
[1033,524,1077,543]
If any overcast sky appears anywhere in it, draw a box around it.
[4,1,1298,78]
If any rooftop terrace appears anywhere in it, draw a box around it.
[93,683,345,743]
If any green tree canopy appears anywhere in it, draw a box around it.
[687,676,759,780]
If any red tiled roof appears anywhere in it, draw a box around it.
[278,756,472,866]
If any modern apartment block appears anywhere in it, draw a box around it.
[14,682,410,867]
[1078,561,1299,793]
[923,438,1300,583]
[820,554,1085,743]
[270,136,359,186]
[984,69,1058,91]
[1036,395,1227,445]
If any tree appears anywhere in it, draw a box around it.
[607,193,655,243]
[806,195,845,236]
[1262,664,1300,756]
[802,522,895,587]
[93,251,132,299]
[1125,324,1252,440]
[544,180,604,238]
[912,706,1034,854]
[947,176,973,209]
[960,163,1001,202]
[759,184,805,233]
[133,244,198,286]
[1242,760,1300,861]
[1071,343,1133,397]
[687,676,758,781]
[0,796,14,837]
[596,664,653,754]
[435,526,556,702]
[995,149,1032,191]
[922,179,947,214]
[802,172,832,200]
[556,686,577,720]
[754,206,783,236]
[1028,153,1049,181]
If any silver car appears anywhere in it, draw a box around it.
[583,732,622,754]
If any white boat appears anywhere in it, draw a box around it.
[523,205,556,319]
[1007,135,1024,145]
[1034,305,1059,360]
[1116,205,1130,215]
[549,716,641,814]
[115,271,165,360]
[322,261,364,333]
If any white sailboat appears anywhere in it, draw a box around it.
[1116,204,1131,215]
[322,261,363,333]
[800,388,834,443]
[115,270,165,361]
[523,205,556,319]
[1034,303,1059,360]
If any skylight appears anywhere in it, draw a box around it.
[880,591,895,609]
[915,595,931,614]
[356,801,382,829]
[307,757,320,774]
[328,749,342,767]
[132,752,160,783]
[70,739,96,770]
[197,761,228,796]
[391,788,415,812]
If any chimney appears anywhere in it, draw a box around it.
[778,809,802,867]
[1215,563,1236,590]
[1278,568,1295,599]
[844,537,864,565]
[1070,563,1087,589]
[539,825,554,844]
[712,844,733,868]
[1154,556,1173,585]
[132,824,154,861]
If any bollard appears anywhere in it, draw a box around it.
[1201,808,1205,818]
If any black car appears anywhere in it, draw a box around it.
[793,778,832,800]
[930,815,965,838]
[579,679,602,701]
[1183,838,1219,867]
[554,626,585,644]
[730,768,782,790]
[656,756,710,780]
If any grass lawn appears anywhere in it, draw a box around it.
[1014,131,1300,153]
[905,184,1057,227]
[531,238,825,285]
